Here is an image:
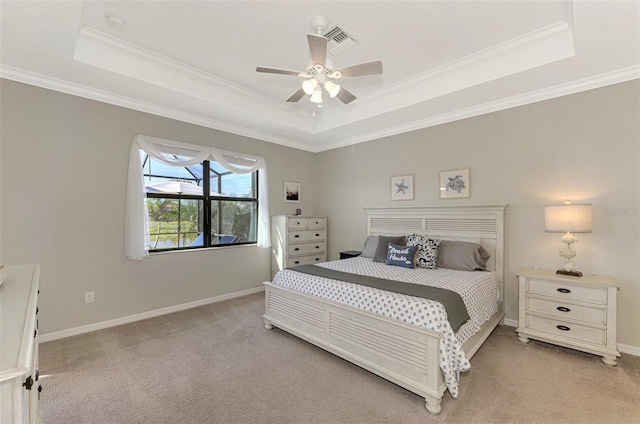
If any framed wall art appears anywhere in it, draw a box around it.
[391,174,414,201]
[284,181,300,203]
[440,169,470,199]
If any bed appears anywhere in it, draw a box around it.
[263,205,507,414]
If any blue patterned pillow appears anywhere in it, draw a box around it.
[407,234,440,269]
[385,243,418,269]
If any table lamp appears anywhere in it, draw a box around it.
[544,201,592,277]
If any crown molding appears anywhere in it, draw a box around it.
[317,21,576,131]
[315,65,640,152]
[2,64,638,154]
[0,65,313,151]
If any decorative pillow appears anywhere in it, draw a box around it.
[372,235,407,263]
[385,243,418,269]
[406,234,440,269]
[437,240,491,271]
[361,235,379,258]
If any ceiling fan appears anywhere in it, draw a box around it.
[256,16,383,106]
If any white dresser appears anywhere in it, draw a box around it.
[271,215,327,277]
[0,264,42,424]
[517,267,620,365]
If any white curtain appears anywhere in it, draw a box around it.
[125,134,270,260]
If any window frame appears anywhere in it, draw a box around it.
[144,157,259,252]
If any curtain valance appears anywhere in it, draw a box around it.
[125,134,270,260]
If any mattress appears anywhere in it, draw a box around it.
[271,256,499,397]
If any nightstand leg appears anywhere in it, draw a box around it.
[264,319,273,330]
[517,332,530,343]
[601,355,617,366]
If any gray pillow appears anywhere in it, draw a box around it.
[373,235,407,262]
[361,235,379,258]
[436,240,491,271]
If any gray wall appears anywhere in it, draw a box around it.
[0,80,318,334]
[316,80,640,349]
[1,78,638,350]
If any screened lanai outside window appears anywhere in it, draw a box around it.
[142,152,258,251]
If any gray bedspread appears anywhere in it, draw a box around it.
[287,264,470,332]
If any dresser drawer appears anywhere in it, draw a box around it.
[288,230,325,243]
[527,297,606,325]
[290,242,326,256]
[289,254,326,266]
[526,314,606,346]
[307,218,325,229]
[528,279,607,305]
[288,218,309,229]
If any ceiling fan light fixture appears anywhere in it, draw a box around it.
[309,88,323,104]
[324,80,340,98]
[302,78,318,95]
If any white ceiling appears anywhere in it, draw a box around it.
[1,1,639,152]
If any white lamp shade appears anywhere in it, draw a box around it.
[309,88,323,104]
[302,78,318,95]
[544,204,592,233]
[323,80,341,98]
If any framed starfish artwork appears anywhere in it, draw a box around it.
[440,169,470,199]
[390,174,414,201]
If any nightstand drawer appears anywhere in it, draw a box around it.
[528,279,607,305]
[527,314,606,345]
[290,242,325,256]
[527,297,606,325]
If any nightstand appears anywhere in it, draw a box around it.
[339,250,362,259]
[517,267,620,365]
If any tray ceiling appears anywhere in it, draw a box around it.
[1,1,638,152]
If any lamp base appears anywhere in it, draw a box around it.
[556,269,583,277]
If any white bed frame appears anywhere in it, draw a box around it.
[263,205,507,414]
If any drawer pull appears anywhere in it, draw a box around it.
[294,261,300,264]
[315,233,320,237]
[23,375,34,391]
[556,306,571,313]
[294,248,300,251]
[557,288,571,294]
[315,258,320,261]
[294,235,300,238]
[556,325,571,331]
[315,246,320,249]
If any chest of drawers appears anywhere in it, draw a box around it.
[516,268,620,365]
[0,264,42,424]
[271,215,327,277]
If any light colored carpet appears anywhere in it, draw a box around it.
[40,292,640,424]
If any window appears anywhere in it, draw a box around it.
[125,134,270,260]
[143,154,258,251]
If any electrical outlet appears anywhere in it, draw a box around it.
[85,291,95,303]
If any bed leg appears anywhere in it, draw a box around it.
[264,319,273,330]
[425,395,442,415]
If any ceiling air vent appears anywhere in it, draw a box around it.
[325,26,357,56]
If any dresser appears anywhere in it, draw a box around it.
[517,267,620,365]
[0,264,42,423]
[271,215,327,277]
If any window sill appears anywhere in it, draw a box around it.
[149,243,258,256]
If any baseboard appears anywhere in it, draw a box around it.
[39,286,265,343]
[501,318,639,357]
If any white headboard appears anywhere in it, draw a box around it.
[365,205,508,284]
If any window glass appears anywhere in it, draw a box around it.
[142,152,258,251]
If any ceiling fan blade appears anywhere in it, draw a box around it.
[336,87,357,104]
[256,67,308,77]
[307,34,327,67]
[333,60,383,78]
[286,88,306,102]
